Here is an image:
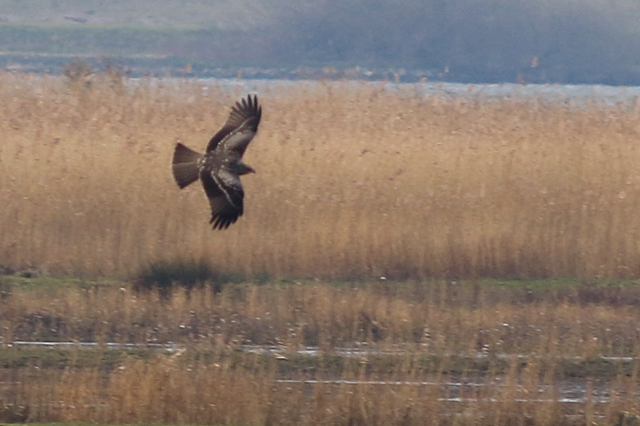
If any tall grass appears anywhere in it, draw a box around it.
[0,282,640,424]
[1,73,640,280]
[4,281,640,357]
[0,357,575,425]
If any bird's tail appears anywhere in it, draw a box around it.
[172,142,202,189]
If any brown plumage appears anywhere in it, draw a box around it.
[171,94,262,229]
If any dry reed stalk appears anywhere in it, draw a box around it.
[1,74,640,280]
[2,283,640,359]
[0,353,636,425]
[0,281,637,423]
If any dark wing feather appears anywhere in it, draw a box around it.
[201,168,244,230]
[206,94,262,154]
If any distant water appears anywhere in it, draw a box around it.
[14,73,640,106]
[187,78,640,107]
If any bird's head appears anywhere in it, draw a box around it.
[236,161,256,176]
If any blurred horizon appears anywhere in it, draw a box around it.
[0,0,639,85]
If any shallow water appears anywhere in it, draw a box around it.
[9,341,638,405]
[185,78,640,107]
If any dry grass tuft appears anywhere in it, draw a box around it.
[2,281,640,358]
[0,282,639,424]
[1,74,640,280]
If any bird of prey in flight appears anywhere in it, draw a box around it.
[171,94,262,229]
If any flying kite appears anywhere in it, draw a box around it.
[171,94,262,229]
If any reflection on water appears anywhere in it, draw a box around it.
[9,341,638,406]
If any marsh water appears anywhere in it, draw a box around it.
[191,78,640,107]
[125,76,640,108]
[9,341,637,409]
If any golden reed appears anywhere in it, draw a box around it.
[1,73,640,280]
[2,283,640,424]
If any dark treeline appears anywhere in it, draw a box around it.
[252,0,640,84]
[1,0,639,85]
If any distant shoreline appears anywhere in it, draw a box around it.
[0,20,638,86]
[4,54,640,91]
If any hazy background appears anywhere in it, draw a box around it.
[0,0,639,84]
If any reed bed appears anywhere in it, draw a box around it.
[0,280,639,355]
[0,357,605,425]
[0,357,571,425]
[0,282,639,424]
[4,281,640,357]
[1,73,640,280]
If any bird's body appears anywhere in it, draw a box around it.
[171,94,262,229]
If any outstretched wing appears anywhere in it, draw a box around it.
[201,168,244,230]
[206,94,262,156]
